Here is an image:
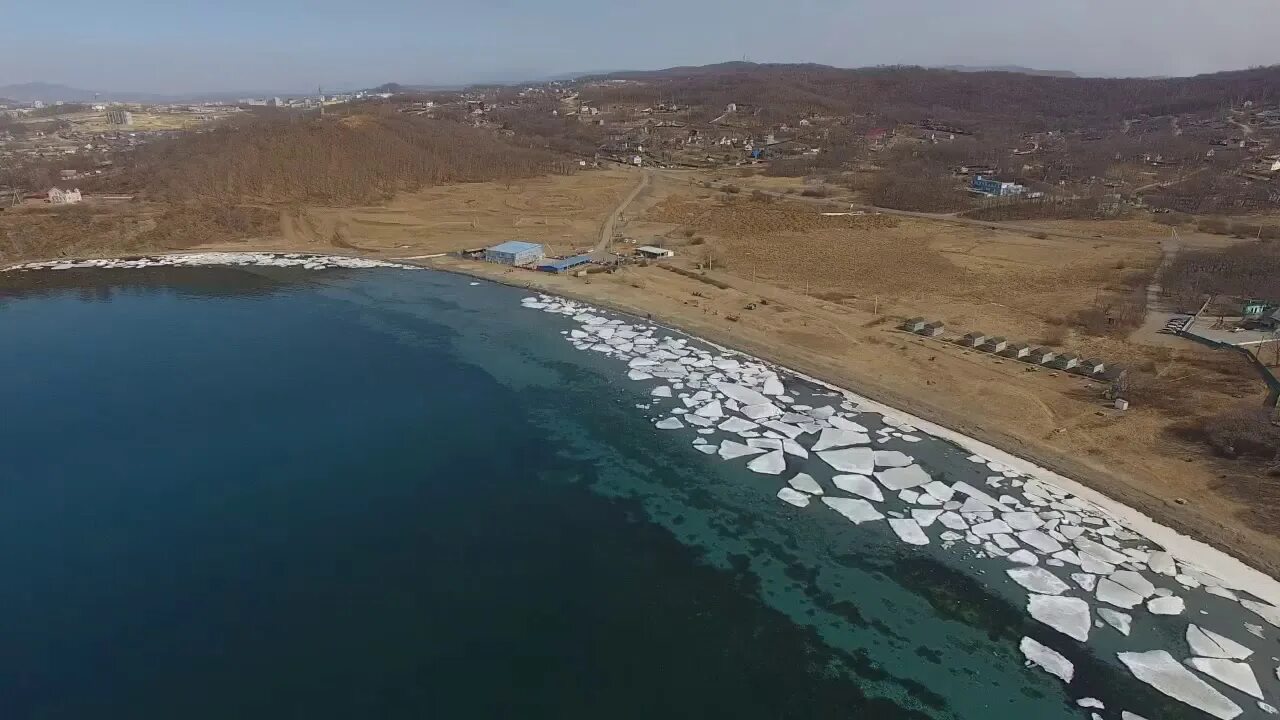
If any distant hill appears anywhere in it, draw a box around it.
[938,65,1079,78]
[121,109,575,204]
[0,82,101,103]
[0,82,314,104]
[585,62,1280,129]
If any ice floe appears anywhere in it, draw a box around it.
[5,252,415,273]
[1118,650,1242,720]
[889,518,930,546]
[1187,657,1263,699]
[788,473,824,495]
[833,474,883,502]
[777,487,811,508]
[1098,608,1132,636]
[822,497,885,525]
[1028,594,1091,642]
[1008,567,1071,595]
[1020,636,1074,683]
[1187,625,1254,660]
[515,290,1280,715]
[874,465,932,491]
[747,450,787,475]
[818,447,876,474]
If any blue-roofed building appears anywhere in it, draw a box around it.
[484,241,544,267]
[971,175,1027,197]
[537,254,592,273]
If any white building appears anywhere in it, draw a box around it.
[48,188,82,205]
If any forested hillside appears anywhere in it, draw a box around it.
[116,109,576,205]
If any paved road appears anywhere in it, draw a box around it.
[594,168,651,255]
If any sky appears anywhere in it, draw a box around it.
[2,0,1278,94]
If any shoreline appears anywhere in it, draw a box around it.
[7,248,1280,605]
[416,257,1280,607]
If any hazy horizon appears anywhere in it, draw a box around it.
[2,0,1279,95]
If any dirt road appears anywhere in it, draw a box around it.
[595,168,651,254]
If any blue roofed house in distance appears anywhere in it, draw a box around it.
[484,241,545,267]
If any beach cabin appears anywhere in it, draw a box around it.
[983,336,1009,353]
[1028,347,1056,365]
[1055,353,1081,371]
[921,321,946,337]
[961,332,987,348]
[537,254,592,274]
[484,241,545,267]
[1004,342,1032,359]
[902,317,927,333]
[635,245,675,260]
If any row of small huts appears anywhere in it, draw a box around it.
[902,318,1116,378]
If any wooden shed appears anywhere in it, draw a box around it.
[983,336,1008,353]
[1028,347,1056,365]
[961,332,987,348]
[902,317,927,333]
[921,321,946,337]
[1004,342,1032,359]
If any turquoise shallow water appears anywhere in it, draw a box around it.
[0,265,1230,719]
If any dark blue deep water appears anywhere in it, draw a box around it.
[0,267,1189,719]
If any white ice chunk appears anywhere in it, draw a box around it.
[776,487,811,507]
[1071,573,1098,592]
[1020,636,1074,683]
[1109,570,1156,599]
[1096,578,1144,609]
[1075,538,1128,565]
[1003,512,1044,531]
[873,450,914,468]
[1241,600,1280,629]
[1078,698,1104,709]
[1117,651,1242,719]
[912,509,943,527]
[822,497,885,524]
[1008,567,1071,595]
[811,428,871,451]
[938,512,968,531]
[718,440,767,460]
[651,386,673,397]
[1009,550,1040,565]
[833,474,884,502]
[1186,625,1254,661]
[1028,595,1091,642]
[819,447,876,474]
[1147,596,1184,615]
[781,439,808,458]
[1018,530,1064,554]
[889,518,930,546]
[762,376,785,396]
[718,417,759,433]
[875,465,932,491]
[740,402,783,420]
[761,420,804,439]
[715,382,772,407]
[694,400,724,419]
[922,481,955,502]
[747,450,787,475]
[655,417,684,430]
[1147,551,1176,576]
[972,519,1014,536]
[788,473,824,495]
[1098,608,1132,636]
[827,416,869,433]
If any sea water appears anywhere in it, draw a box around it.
[0,264,1267,719]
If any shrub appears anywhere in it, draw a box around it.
[1202,407,1280,460]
